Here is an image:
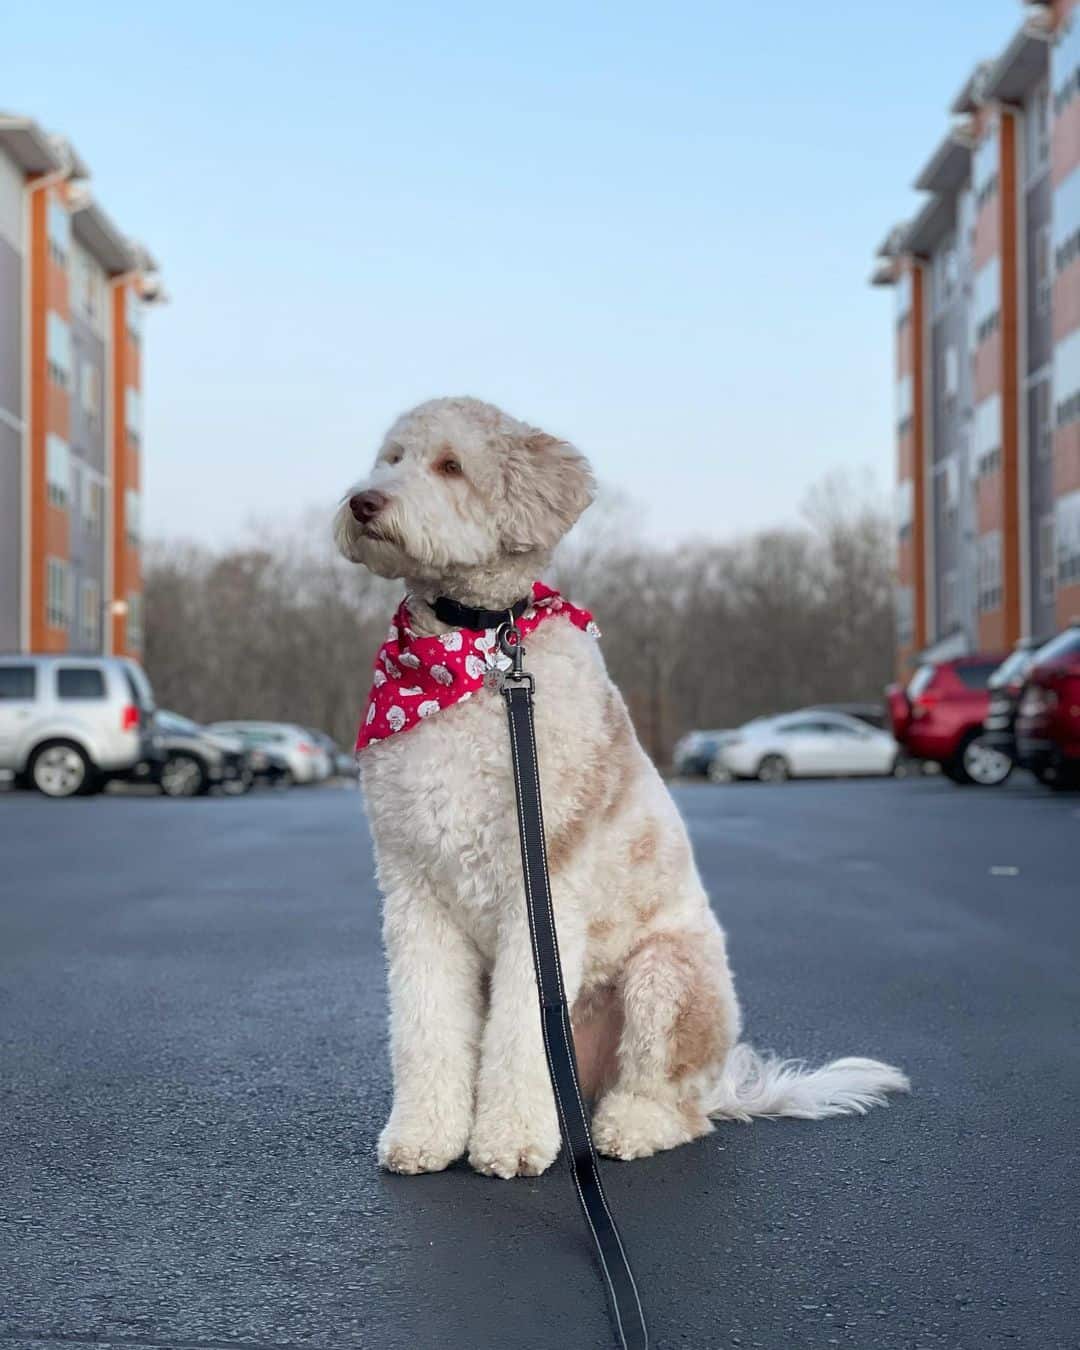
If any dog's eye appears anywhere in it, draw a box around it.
[386,451,402,465]
[438,458,463,477]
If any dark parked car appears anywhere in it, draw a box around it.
[307,729,358,779]
[672,729,736,780]
[147,710,254,797]
[1015,623,1080,788]
[886,653,1010,785]
[981,637,1051,768]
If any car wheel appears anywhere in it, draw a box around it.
[956,733,1013,788]
[707,757,733,784]
[159,753,208,798]
[756,754,790,784]
[30,742,95,798]
[221,769,254,796]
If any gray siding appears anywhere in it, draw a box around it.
[0,234,21,419]
[1027,378,1056,638]
[0,421,21,651]
[1025,172,1053,377]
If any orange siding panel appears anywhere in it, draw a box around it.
[973,328,1002,403]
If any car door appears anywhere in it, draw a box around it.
[814,716,874,774]
[0,664,39,768]
[773,718,833,775]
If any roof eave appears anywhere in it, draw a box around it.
[0,114,63,176]
[903,194,955,258]
[913,132,973,195]
[70,197,138,275]
[983,24,1050,104]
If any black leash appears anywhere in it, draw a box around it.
[496,620,649,1350]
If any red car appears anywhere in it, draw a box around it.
[886,653,1010,785]
[1015,623,1080,789]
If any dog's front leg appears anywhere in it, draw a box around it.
[378,884,483,1175]
[468,907,585,1179]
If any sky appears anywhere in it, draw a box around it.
[5,0,1029,547]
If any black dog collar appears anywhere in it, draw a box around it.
[432,593,531,632]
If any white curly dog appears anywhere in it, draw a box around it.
[334,396,908,1180]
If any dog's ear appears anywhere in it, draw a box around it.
[500,429,596,554]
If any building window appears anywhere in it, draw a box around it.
[125,488,141,545]
[1028,80,1051,180]
[1036,379,1053,460]
[973,394,1002,476]
[942,570,959,631]
[46,558,70,629]
[1039,513,1057,606]
[895,270,912,327]
[973,129,1000,209]
[80,579,101,648]
[46,312,71,388]
[80,363,101,424]
[896,373,913,431]
[941,455,960,528]
[1055,327,1080,427]
[896,479,914,541]
[72,244,103,325]
[126,592,143,651]
[977,532,1003,613]
[973,258,1001,345]
[125,386,141,447]
[83,476,104,535]
[47,197,70,267]
[943,344,959,410]
[125,287,142,344]
[1036,223,1052,317]
[1054,164,1080,273]
[1053,17,1080,116]
[895,585,914,647]
[46,434,70,508]
[1058,490,1080,588]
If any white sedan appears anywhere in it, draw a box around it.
[718,711,899,783]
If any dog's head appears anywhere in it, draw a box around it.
[333,397,595,581]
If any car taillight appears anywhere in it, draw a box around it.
[911,693,938,720]
[298,741,315,754]
[121,704,139,731]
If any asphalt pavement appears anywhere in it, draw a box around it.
[1,774,1077,1350]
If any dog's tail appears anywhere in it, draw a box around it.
[701,1043,909,1122]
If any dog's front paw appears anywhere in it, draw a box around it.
[468,1108,561,1179]
[378,1115,468,1175]
[592,1090,712,1161]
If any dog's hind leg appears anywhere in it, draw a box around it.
[378,881,485,1174]
[592,925,739,1161]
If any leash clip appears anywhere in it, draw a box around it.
[497,617,534,692]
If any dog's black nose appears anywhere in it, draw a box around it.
[349,490,388,524]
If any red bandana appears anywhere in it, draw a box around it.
[355,581,598,751]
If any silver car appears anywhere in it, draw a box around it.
[205,721,332,784]
[0,655,159,797]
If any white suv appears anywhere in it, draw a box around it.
[0,656,159,797]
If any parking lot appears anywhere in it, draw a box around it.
[1,775,1077,1350]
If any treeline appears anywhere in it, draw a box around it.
[144,475,895,764]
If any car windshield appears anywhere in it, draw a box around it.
[954,662,1000,690]
[159,711,200,734]
[906,665,936,699]
[1032,627,1080,666]
[989,648,1034,688]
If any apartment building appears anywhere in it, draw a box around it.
[0,111,163,658]
[873,0,1080,675]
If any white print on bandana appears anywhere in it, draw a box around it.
[417,700,440,718]
[586,620,601,638]
[439,630,463,651]
[398,650,421,668]
[365,702,376,725]
[372,668,387,687]
[383,655,402,679]
[464,654,486,680]
[430,664,454,685]
[387,624,398,641]
[386,706,406,733]
[398,686,422,697]
[474,630,497,655]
